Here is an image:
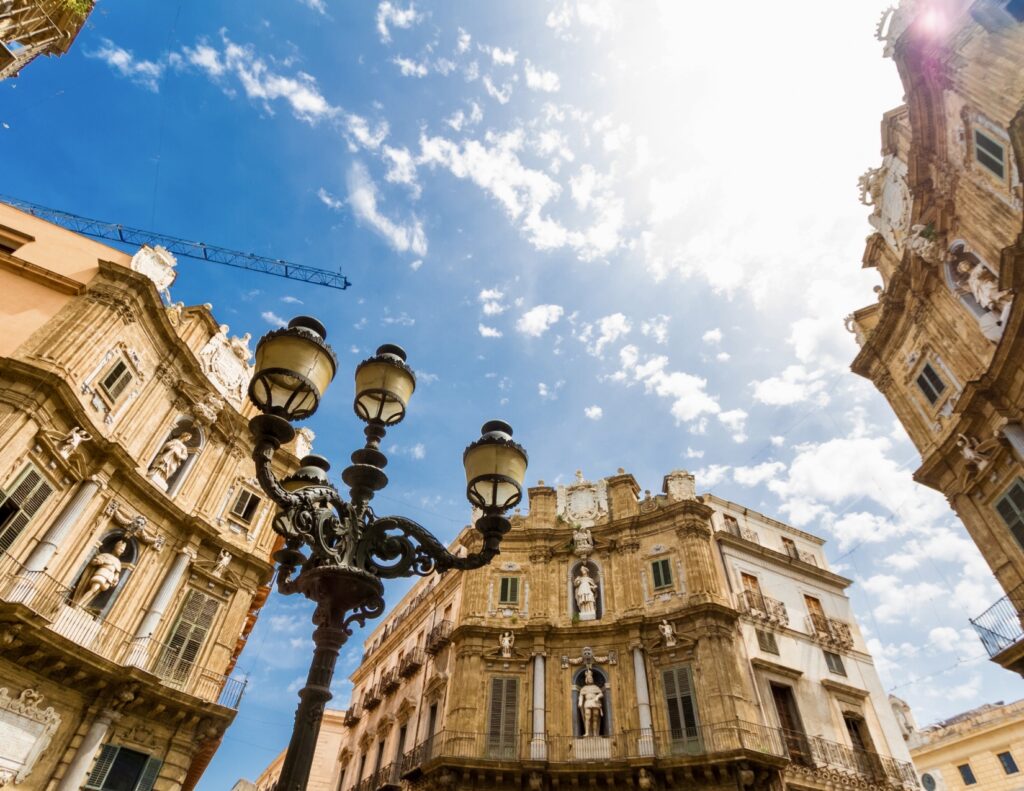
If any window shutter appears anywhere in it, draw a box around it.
[157,590,219,683]
[0,467,53,553]
[652,561,663,589]
[487,677,518,754]
[85,744,119,789]
[662,667,699,745]
[508,577,518,603]
[134,757,162,791]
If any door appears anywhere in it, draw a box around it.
[487,677,518,759]
[770,683,811,766]
[804,595,827,635]
[741,573,764,612]
[844,714,883,781]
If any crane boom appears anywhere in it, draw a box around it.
[1,196,351,291]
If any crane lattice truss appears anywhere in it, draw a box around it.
[1,196,351,291]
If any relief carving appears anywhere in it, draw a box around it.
[198,326,253,406]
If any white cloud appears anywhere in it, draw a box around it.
[770,435,785,447]
[615,344,721,424]
[345,162,427,256]
[317,187,344,210]
[538,381,564,400]
[298,0,327,14]
[478,323,503,338]
[483,76,512,104]
[733,461,785,487]
[457,27,471,53]
[717,408,748,443]
[516,304,564,337]
[344,113,389,150]
[410,259,423,271]
[860,575,946,624]
[261,311,287,328]
[182,43,224,77]
[546,0,616,40]
[393,56,428,77]
[579,312,631,357]
[410,443,426,460]
[685,447,704,459]
[376,1,423,43]
[281,296,303,304]
[641,315,670,344]
[88,39,164,92]
[701,328,722,344]
[752,365,829,406]
[928,626,961,652]
[695,464,730,488]
[478,288,506,315]
[487,46,518,66]
[382,145,419,194]
[716,352,731,362]
[584,405,603,420]
[524,60,560,92]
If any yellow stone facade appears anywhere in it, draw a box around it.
[0,203,298,790]
[848,1,1024,675]
[251,470,914,791]
[905,698,1024,790]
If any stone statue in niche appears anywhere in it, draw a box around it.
[213,549,232,578]
[577,669,604,737]
[57,426,92,459]
[574,566,599,621]
[659,619,677,647]
[73,540,126,608]
[149,432,196,483]
[956,259,1013,314]
[499,631,514,658]
[572,523,594,556]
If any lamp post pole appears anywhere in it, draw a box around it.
[246,317,528,791]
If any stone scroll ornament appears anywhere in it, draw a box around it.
[0,688,62,784]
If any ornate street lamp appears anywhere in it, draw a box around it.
[247,316,527,791]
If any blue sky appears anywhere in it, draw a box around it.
[4,1,1021,786]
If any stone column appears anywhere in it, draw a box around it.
[530,654,546,759]
[125,547,195,668]
[24,478,102,572]
[55,709,119,791]
[633,648,655,756]
[1001,421,1024,461]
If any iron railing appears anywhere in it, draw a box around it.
[0,551,247,709]
[379,667,400,694]
[970,583,1024,657]
[343,705,363,726]
[425,620,453,654]
[802,735,918,788]
[805,613,854,651]
[737,590,789,627]
[363,684,383,710]
[399,647,426,677]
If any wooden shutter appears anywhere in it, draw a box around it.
[156,590,219,683]
[662,667,699,747]
[0,467,54,553]
[499,577,518,604]
[134,757,162,791]
[997,482,1024,549]
[652,559,671,589]
[487,677,518,756]
[85,744,119,789]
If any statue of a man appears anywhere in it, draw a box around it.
[577,669,604,738]
[74,540,127,608]
[499,631,514,658]
[574,566,599,620]
[58,426,92,459]
[958,260,1013,313]
[150,432,195,480]
[659,619,677,647]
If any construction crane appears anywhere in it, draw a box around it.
[1,195,352,291]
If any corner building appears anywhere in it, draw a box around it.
[0,203,299,790]
[251,470,914,791]
[847,1,1024,675]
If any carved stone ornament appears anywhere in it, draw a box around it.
[0,687,62,784]
[663,471,696,502]
[198,325,253,407]
[556,470,608,527]
[191,392,226,425]
[130,245,177,301]
[571,523,594,556]
[105,501,165,551]
[875,3,917,57]
[955,433,1003,494]
[57,427,92,460]
[561,646,617,670]
[293,427,316,460]
[859,154,912,253]
[906,224,942,266]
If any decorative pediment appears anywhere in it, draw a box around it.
[33,431,87,483]
[395,696,417,720]
[197,326,253,407]
[556,471,608,527]
[423,672,448,701]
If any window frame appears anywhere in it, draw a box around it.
[998,751,1019,775]
[958,763,977,785]
[651,557,673,590]
[0,464,55,554]
[974,128,1007,180]
[915,362,946,406]
[97,357,135,406]
[84,744,162,791]
[824,650,847,676]
[994,479,1024,552]
[498,576,520,605]
[756,629,779,655]
[229,488,262,525]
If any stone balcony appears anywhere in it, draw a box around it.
[971,583,1024,675]
[0,552,246,708]
[362,683,383,710]
[343,705,362,727]
[737,590,789,628]
[785,732,918,789]
[379,667,400,695]
[805,613,854,652]
[398,647,426,677]
[424,619,453,654]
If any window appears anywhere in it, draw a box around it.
[921,773,937,791]
[916,363,946,405]
[651,558,673,590]
[498,576,519,605]
[0,465,54,553]
[844,714,874,753]
[824,651,846,676]
[756,629,779,655]
[771,683,811,766]
[395,725,408,761]
[229,489,262,523]
[781,537,799,559]
[662,666,700,747]
[995,480,1024,551]
[154,589,219,684]
[741,573,765,611]
[374,740,385,774]
[486,677,518,757]
[958,763,977,785]
[805,595,827,631]
[427,703,438,738]
[999,751,1019,774]
[85,745,161,791]
[99,359,133,402]
[974,129,1006,179]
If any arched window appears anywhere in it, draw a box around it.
[147,417,204,496]
[572,667,611,738]
[69,531,139,617]
[569,560,604,621]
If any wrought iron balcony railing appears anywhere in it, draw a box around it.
[343,705,363,726]
[970,583,1024,658]
[737,590,789,628]
[0,552,247,709]
[399,647,426,677]
[805,613,854,651]
[425,620,453,654]
[379,667,400,694]
[362,683,383,710]
[790,733,918,788]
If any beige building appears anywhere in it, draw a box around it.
[893,697,1024,790]
[0,0,94,80]
[847,0,1024,676]
[0,203,300,790]
[247,469,915,791]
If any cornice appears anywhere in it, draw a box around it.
[751,658,802,679]
[821,679,868,699]
[716,532,853,589]
[0,250,86,296]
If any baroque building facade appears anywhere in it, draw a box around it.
[847,0,1024,676]
[248,469,914,791]
[0,0,94,80]
[0,203,301,790]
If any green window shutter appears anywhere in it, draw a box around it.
[487,677,518,754]
[134,757,162,791]
[662,667,700,745]
[499,577,519,604]
[85,744,119,790]
[156,590,219,683]
[652,561,663,589]
[0,466,54,553]
[996,481,1024,550]
[652,559,672,589]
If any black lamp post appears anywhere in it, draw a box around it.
[247,316,528,791]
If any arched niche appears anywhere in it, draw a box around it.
[148,417,205,496]
[69,531,139,617]
[571,666,611,738]
[944,240,1010,341]
[568,559,604,621]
